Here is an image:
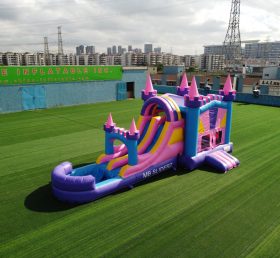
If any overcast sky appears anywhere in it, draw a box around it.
[0,0,279,55]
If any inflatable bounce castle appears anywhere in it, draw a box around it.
[52,73,239,203]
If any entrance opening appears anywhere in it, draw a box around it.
[216,130,222,145]
[201,134,210,150]
[126,82,135,98]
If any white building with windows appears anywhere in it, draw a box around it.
[200,54,225,71]
[2,52,21,66]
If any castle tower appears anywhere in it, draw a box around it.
[176,72,189,96]
[184,77,203,157]
[142,72,157,101]
[104,113,117,154]
[125,118,139,165]
[219,74,236,144]
[103,114,139,165]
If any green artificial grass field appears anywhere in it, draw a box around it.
[0,100,280,258]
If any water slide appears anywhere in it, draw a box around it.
[96,115,164,167]
[104,116,165,172]
[103,95,184,176]
[52,117,184,203]
[94,108,184,177]
[52,94,185,203]
[119,119,184,178]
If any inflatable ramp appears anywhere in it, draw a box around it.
[205,150,240,172]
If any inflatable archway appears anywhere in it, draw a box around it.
[140,96,181,122]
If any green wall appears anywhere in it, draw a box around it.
[0,65,122,85]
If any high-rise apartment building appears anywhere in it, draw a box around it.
[156,54,163,64]
[114,55,121,65]
[121,48,126,54]
[86,46,95,54]
[0,53,3,65]
[145,52,157,66]
[112,45,117,55]
[2,52,21,66]
[100,54,107,65]
[154,47,161,53]
[107,47,112,55]
[204,45,225,55]
[172,55,181,65]
[56,54,70,65]
[200,54,225,71]
[128,45,132,52]
[121,52,133,66]
[183,55,192,67]
[117,45,122,55]
[68,53,76,65]
[76,54,88,65]
[245,41,280,59]
[162,53,173,65]
[22,53,38,66]
[144,43,153,53]
[76,45,84,55]
[36,53,45,65]
[132,53,145,66]
[88,53,100,65]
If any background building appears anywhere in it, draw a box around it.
[76,54,88,65]
[121,52,133,66]
[107,47,112,55]
[200,54,225,71]
[112,46,117,55]
[151,65,185,86]
[76,45,84,55]
[262,66,280,80]
[154,47,161,53]
[260,66,280,96]
[204,45,225,55]
[245,41,280,60]
[117,45,122,55]
[86,46,95,54]
[2,52,21,66]
[144,43,153,53]
[22,53,38,66]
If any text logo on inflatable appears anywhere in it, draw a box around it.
[142,163,173,179]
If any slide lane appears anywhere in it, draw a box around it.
[119,119,184,178]
[106,116,165,171]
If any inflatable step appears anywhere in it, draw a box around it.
[205,150,240,173]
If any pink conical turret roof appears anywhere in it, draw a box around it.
[180,72,188,90]
[129,118,138,135]
[144,72,155,94]
[189,76,199,100]
[105,113,115,128]
[223,74,233,95]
